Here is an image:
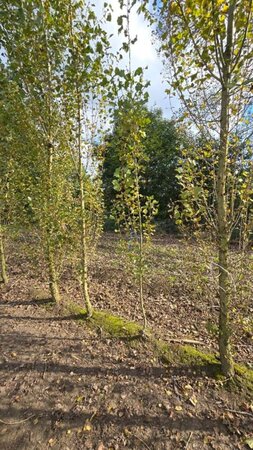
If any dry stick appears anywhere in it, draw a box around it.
[165,338,205,346]
[185,431,193,449]
[224,409,253,418]
[132,434,151,450]
[42,362,47,379]
[0,415,35,425]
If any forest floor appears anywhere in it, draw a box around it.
[0,233,253,449]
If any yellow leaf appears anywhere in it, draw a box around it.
[166,389,173,396]
[175,405,183,412]
[221,5,229,13]
[245,438,253,449]
[83,423,92,432]
[189,395,198,406]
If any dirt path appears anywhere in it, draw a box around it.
[0,280,252,449]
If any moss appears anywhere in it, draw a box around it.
[234,364,253,392]
[153,339,221,377]
[29,287,50,301]
[64,302,253,391]
[92,310,143,337]
[157,341,253,389]
[28,287,55,309]
[175,345,218,365]
[67,302,144,338]
[153,339,177,364]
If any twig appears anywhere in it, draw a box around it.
[166,338,205,346]
[42,362,47,379]
[0,415,35,425]
[133,434,151,450]
[224,408,253,418]
[185,431,193,449]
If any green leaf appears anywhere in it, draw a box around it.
[117,15,123,26]
[134,67,143,77]
[96,42,103,54]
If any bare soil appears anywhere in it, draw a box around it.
[0,234,252,449]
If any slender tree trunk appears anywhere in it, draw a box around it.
[0,224,8,284]
[139,270,147,331]
[217,1,235,377]
[135,167,147,330]
[217,86,234,377]
[41,2,61,304]
[138,230,147,331]
[47,235,60,303]
[69,4,92,316]
[77,100,93,316]
[46,145,61,303]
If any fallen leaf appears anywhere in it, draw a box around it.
[175,405,183,412]
[166,389,173,396]
[189,395,198,406]
[245,438,253,449]
[163,402,171,413]
[97,443,105,450]
[83,423,92,432]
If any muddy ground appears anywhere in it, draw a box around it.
[0,234,252,449]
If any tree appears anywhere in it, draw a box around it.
[0,63,39,284]
[64,0,112,316]
[111,0,158,331]
[157,0,253,376]
[112,102,158,331]
[0,0,77,302]
[104,107,183,226]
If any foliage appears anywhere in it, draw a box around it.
[104,107,183,226]
[156,0,253,377]
[111,102,158,329]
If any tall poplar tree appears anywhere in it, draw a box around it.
[0,0,75,302]
[157,0,253,376]
[64,0,112,315]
